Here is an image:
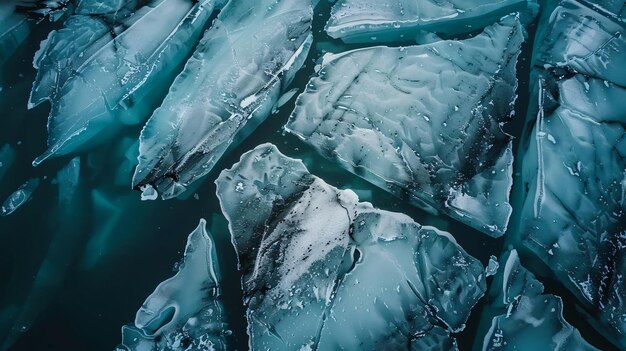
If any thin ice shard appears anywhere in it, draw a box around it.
[216,143,486,350]
[32,0,222,166]
[286,16,523,237]
[325,0,536,43]
[516,0,626,345]
[1,178,40,216]
[481,250,598,351]
[132,0,314,199]
[118,219,228,351]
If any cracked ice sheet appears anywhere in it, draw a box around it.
[215,143,486,350]
[481,250,598,351]
[32,0,222,166]
[132,0,315,200]
[325,0,535,43]
[286,16,522,237]
[118,219,229,351]
[518,74,626,344]
[517,0,626,345]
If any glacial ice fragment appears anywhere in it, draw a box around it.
[326,0,536,43]
[1,178,40,216]
[32,0,222,165]
[132,0,314,199]
[481,250,597,351]
[516,0,626,344]
[119,219,229,351]
[215,143,487,350]
[286,16,523,237]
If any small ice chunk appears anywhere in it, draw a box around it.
[485,255,499,277]
[140,185,158,201]
[1,178,40,216]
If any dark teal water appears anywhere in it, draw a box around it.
[0,1,620,350]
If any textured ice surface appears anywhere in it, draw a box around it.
[32,0,220,165]
[132,0,314,199]
[216,143,486,350]
[481,250,597,351]
[1,178,40,216]
[287,16,522,237]
[119,219,228,351]
[517,0,626,344]
[326,0,535,43]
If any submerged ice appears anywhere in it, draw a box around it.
[516,0,626,345]
[132,0,314,199]
[287,16,522,237]
[119,219,228,351]
[216,143,487,350]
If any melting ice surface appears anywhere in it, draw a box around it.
[216,143,487,350]
[132,0,314,199]
[32,0,221,165]
[481,250,597,350]
[326,0,536,43]
[119,219,228,351]
[287,16,522,237]
[517,0,626,345]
